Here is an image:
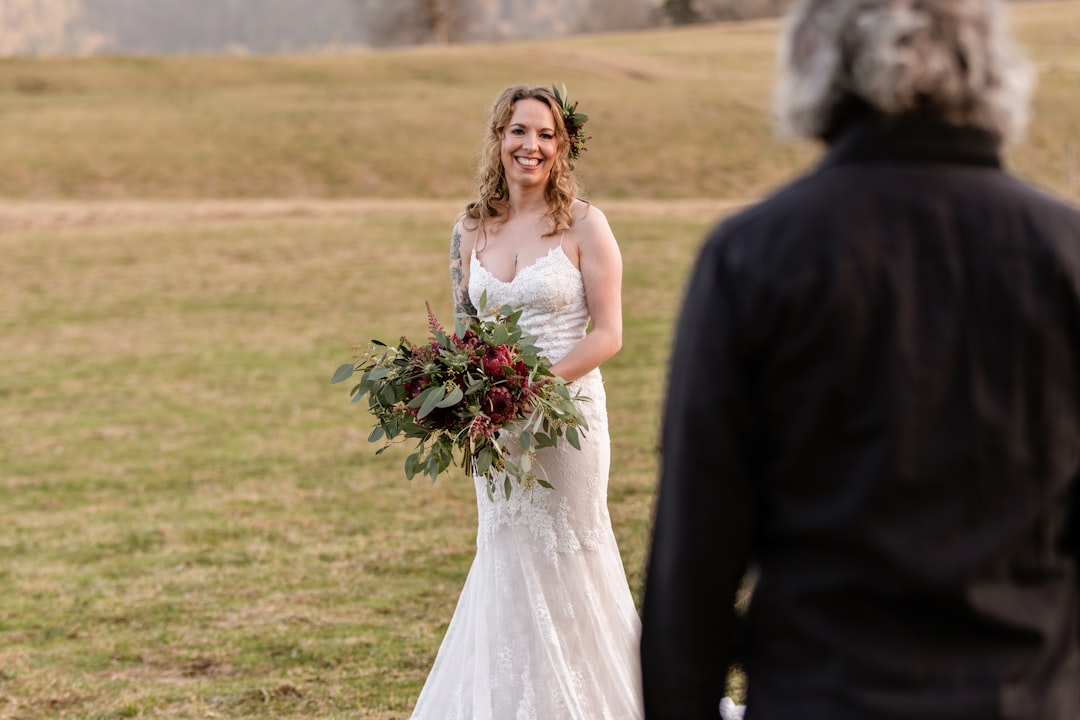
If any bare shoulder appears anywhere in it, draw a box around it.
[565,200,620,274]
[569,200,618,249]
[572,199,611,231]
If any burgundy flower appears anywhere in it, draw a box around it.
[454,330,481,351]
[469,414,495,442]
[485,385,515,423]
[425,301,446,334]
[405,377,427,405]
[482,344,513,377]
[505,359,529,390]
[422,406,456,430]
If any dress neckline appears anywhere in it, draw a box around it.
[471,245,576,286]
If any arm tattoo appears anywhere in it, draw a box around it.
[450,224,477,317]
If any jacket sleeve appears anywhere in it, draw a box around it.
[1071,478,1080,644]
[641,230,758,719]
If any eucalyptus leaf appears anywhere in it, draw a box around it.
[528,411,545,434]
[417,386,447,419]
[433,327,452,349]
[436,386,464,408]
[566,425,581,450]
[405,452,420,479]
[407,385,441,408]
[380,384,397,405]
[368,425,385,442]
[330,363,355,384]
[476,447,493,475]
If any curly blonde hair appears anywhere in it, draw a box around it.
[464,85,582,237]
[774,0,1035,143]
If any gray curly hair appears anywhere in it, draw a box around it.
[774,0,1035,142]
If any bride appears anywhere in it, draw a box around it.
[407,84,644,719]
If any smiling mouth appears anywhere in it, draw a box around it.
[516,157,541,167]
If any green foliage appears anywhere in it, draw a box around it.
[553,82,590,160]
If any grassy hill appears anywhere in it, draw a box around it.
[0,0,1077,203]
[1,4,1078,719]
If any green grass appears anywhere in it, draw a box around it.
[1,3,1078,717]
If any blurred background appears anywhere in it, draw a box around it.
[4,0,794,55]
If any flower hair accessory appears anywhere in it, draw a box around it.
[553,83,589,160]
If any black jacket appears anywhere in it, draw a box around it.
[641,115,1080,720]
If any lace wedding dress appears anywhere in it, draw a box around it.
[408,244,644,719]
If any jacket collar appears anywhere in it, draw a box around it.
[818,113,1003,171]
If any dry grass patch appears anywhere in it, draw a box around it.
[0,206,712,718]
[0,2,1076,203]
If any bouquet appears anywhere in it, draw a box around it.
[331,292,589,500]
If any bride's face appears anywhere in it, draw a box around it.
[500,99,559,190]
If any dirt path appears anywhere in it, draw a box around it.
[0,198,749,232]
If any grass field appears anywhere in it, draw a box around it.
[1,205,716,719]
[2,3,1078,718]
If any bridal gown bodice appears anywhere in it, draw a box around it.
[475,245,592,369]
[407,244,644,720]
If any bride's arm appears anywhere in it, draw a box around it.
[449,219,477,317]
[548,206,623,382]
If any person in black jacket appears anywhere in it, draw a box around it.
[640,0,1080,718]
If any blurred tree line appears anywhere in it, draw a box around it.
[0,0,1050,54]
[1,0,789,55]
[359,0,789,47]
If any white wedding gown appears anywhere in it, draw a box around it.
[408,244,644,719]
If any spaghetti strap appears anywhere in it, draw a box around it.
[557,232,566,249]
